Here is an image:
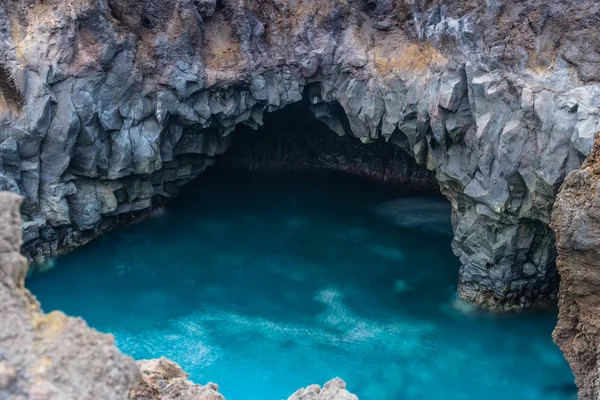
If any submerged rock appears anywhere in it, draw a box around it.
[288,378,358,400]
[552,133,600,400]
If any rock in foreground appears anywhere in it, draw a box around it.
[288,378,358,400]
[0,192,140,400]
[130,357,224,400]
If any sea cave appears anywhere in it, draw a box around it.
[2,1,600,399]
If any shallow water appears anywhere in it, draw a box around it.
[27,171,575,400]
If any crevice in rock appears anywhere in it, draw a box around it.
[0,64,23,111]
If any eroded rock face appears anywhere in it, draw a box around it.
[287,378,358,400]
[0,191,140,400]
[552,134,600,400]
[1,0,600,310]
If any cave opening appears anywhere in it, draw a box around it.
[215,91,437,190]
[25,96,575,400]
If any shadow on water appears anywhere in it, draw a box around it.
[26,170,575,400]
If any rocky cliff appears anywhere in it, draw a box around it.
[552,133,600,400]
[1,1,600,312]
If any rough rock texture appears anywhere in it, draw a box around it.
[287,378,358,400]
[130,357,224,400]
[552,133,600,400]
[0,191,140,400]
[1,0,600,310]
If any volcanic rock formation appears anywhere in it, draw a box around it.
[552,133,600,400]
[1,0,600,312]
[219,100,437,188]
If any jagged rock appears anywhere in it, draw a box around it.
[130,357,224,400]
[287,378,358,400]
[552,133,600,400]
[1,0,600,313]
[0,192,140,400]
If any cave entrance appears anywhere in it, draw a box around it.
[26,93,574,399]
[215,95,437,191]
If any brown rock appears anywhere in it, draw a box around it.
[0,192,141,400]
[552,132,600,399]
[130,357,225,400]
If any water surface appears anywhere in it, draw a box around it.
[27,171,575,400]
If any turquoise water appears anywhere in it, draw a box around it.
[27,171,575,400]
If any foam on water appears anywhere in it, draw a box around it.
[26,171,575,400]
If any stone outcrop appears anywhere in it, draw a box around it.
[0,191,140,400]
[552,133,600,400]
[287,378,358,400]
[130,357,224,400]
[1,0,600,310]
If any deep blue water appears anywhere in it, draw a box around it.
[27,171,575,400]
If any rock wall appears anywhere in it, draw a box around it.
[552,133,600,400]
[1,0,600,310]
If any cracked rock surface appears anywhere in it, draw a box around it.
[1,1,600,312]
